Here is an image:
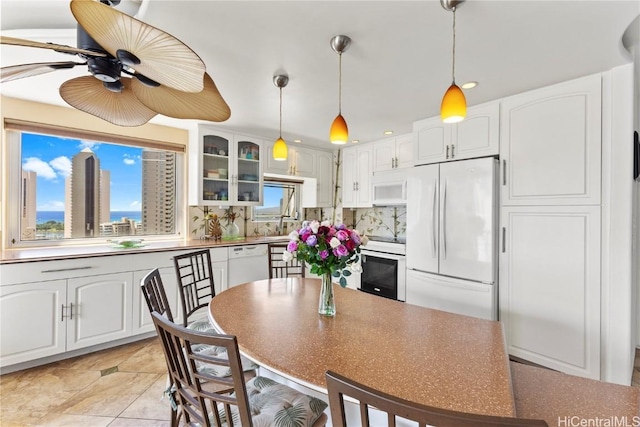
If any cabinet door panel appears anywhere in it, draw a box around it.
[454,102,499,159]
[0,281,66,366]
[315,151,333,208]
[356,146,373,207]
[414,118,450,165]
[395,134,415,168]
[499,206,600,379]
[67,272,132,351]
[341,148,358,207]
[132,267,179,335]
[293,147,315,177]
[372,139,395,172]
[501,74,601,205]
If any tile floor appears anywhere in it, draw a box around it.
[1,339,639,427]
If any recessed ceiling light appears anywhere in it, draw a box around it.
[352,140,359,144]
[383,131,393,135]
[294,139,302,143]
[461,81,478,89]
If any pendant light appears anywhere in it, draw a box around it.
[272,74,289,161]
[440,0,466,123]
[330,35,351,144]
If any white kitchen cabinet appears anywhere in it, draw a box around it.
[372,133,414,172]
[264,145,315,177]
[190,126,263,206]
[499,205,601,379]
[500,74,601,206]
[0,281,66,366]
[342,145,373,208]
[314,150,334,208]
[0,269,132,366]
[413,101,499,165]
[66,272,132,351]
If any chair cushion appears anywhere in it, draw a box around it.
[217,376,328,427]
[191,334,259,376]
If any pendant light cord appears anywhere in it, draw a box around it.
[452,7,457,83]
[279,87,283,138]
[338,53,343,114]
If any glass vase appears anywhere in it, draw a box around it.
[223,220,240,240]
[318,272,336,317]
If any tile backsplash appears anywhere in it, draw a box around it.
[342,206,407,239]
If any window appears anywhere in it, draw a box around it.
[253,179,301,224]
[5,125,185,247]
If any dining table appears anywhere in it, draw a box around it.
[208,277,515,418]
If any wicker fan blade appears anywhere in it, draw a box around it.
[1,61,85,83]
[71,0,205,93]
[1,35,106,57]
[60,76,157,127]
[131,73,231,122]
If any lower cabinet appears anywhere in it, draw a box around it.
[499,205,601,379]
[0,272,132,366]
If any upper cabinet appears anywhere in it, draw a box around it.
[190,126,263,206]
[342,145,373,208]
[372,133,415,172]
[413,101,500,165]
[263,144,316,177]
[500,74,601,206]
[315,150,334,208]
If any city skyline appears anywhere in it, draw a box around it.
[21,133,143,211]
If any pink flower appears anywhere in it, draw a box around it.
[320,249,330,260]
[333,244,349,257]
[336,230,349,241]
[287,241,298,252]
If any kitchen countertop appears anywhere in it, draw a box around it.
[209,278,516,418]
[0,236,289,264]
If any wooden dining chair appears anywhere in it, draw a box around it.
[173,249,217,329]
[325,370,548,427]
[268,241,306,278]
[151,311,329,427]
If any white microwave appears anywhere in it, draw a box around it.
[372,169,407,205]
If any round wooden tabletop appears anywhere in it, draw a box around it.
[209,278,515,417]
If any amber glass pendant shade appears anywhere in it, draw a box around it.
[440,83,467,123]
[273,137,288,161]
[330,114,349,145]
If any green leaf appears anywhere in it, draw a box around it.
[331,270,340,277]
[343,270,351,276]
[339,277,347,287]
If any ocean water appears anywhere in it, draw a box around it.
[36,211,142,224]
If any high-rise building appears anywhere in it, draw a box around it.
[65,147,101,238]
[100,170,111,225]
[20,170,37,240]
[141,150,176,235]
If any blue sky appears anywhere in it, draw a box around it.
[22,133,143,211]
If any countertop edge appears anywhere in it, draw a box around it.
[0,236,289,264]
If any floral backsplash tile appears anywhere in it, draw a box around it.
[342,206,407,239]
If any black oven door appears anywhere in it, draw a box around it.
[360,253,397,300]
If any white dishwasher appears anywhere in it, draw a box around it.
[227,244,269,288]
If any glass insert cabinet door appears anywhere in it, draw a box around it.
[194,126,263,206]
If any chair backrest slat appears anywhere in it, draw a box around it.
[141,268,174,321]
[173,249,216,326]
[268,242,305,279]
[325,370,549,427]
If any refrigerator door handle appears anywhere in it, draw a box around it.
[442,179,447,260]
[432,179,437,258]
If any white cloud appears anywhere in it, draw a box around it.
[79,140,99,151]
[129,201,140,208]
[50,156,71,178]
[23,157,56,179]
[123,158,135,165]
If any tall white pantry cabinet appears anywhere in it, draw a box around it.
[499,74,603,380]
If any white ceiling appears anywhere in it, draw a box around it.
[1,0,638,150]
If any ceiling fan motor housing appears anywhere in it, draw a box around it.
[76,24,121,82]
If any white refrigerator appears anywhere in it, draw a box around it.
[405,157,498,320]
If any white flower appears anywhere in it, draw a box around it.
[288,230,299,241]
[320,220,331,227]
[329,237,341,248]
[310,220,320,233]
[361,235,369,246]
[349,263,362,274]
[282,250,294,262]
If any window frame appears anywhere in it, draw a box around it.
[4,126,186,249]
[252,178,302,224]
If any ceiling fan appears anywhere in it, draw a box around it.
[0,0,231,127]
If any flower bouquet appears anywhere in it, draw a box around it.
[283,220,367,316]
